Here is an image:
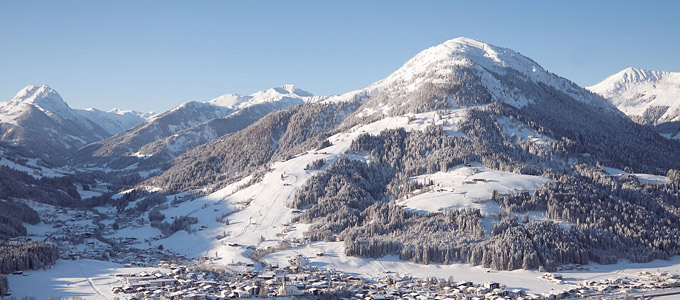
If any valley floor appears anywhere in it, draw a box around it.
[262,242,680,294]
[8,254,680,298]
[8,259,158,299]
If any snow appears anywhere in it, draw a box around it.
[5,85,77,120]
[0,84,148,136]
[263,241,680,294]
[0,156,69,178]
[498,116,554,147]
[111,188,135,200]
[11,251,680,299]
[77,185,103,200]
[320,37,610,111]
[208,85,313,110]
[143,109,471,264]
[399,164,550,214]
[8,259,161,299]
[603,167,670,184]
[588,67,680,123]
[75,107,148,135]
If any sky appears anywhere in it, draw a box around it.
[1,1,678,113]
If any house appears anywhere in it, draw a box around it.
[279,281,304,296]
[483,282,500,289]
[149,278,178,287]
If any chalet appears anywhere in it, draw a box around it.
[493,288,508,296]
[484,282,500,289]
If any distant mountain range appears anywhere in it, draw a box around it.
[71,84,317,171]
[0,85,151,163]
[588,67,680,139]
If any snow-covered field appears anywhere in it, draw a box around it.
[400,164,550,214]
[8,259,157,299]
[604,167,670,184]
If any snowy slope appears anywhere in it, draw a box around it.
[139,108,496,263]
[0,85,149,134]
[588,67,680,126]
[400,164,550,214]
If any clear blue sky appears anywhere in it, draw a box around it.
[1,1,678,112]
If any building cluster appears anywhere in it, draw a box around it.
[571,271,680,299]
[23,204,182,267]
[110,255,680,300]
[30,208,108,261]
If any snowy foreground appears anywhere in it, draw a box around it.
[8,259,157,299]
[8,255,680,299]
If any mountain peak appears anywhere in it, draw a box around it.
[8,84,75,119]
[588,67,677,95]
[612,67,667,85]
[332,37,606,111]
[367,37,553,94]
[588,67,680,125]
[12,84,62,103]
[273,84,313,97]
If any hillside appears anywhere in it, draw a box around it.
[130,38,680,274]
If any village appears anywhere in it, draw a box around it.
[108,254,680,300]
[13,203,183,267]
[12,203,680,300]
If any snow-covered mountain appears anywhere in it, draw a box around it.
[0,85,150,162]
[588,67,680,139]
[209,84,313,109]
[322,37,613,119]
[75,107,153,135]
[137,37,680,276]
[6,38,680,296]
[148,37,674,194]
[0,85,108,162]
[72,85,315,170]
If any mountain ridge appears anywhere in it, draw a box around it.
[71,84,317,170]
